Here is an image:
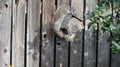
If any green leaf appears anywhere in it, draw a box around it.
[92,23,98,30]
[107,36,114,42]
[92,3,98,11]
[88,22,94,29]
[109,23,115,31]
[112,41,120,50]
[85,0,120,52]
[84,13,90,18]
[101,26,110,32]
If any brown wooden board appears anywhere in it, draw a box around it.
[84,0,97,67]
[41,0,55,67]
[26,0,41,67]
[12,0,26,67]
[70,0,84,67]
[0,0,12,67]
[55,0,70,67]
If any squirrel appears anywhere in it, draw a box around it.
[53,5,82,41]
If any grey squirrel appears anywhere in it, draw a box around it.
[53,5,82,41]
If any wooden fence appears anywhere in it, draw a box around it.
[0,0,120,67]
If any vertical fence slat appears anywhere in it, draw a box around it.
[0,0,11,66]
[57,0,69,7]
[111,4,120,67]
[56,40,68,67]
[0,0,118,67]
[55,0,70,67]
[12,0,26,67]
[41,0,55,67]
[111,53,120,67]
[70,0,83,67]
[84,0,97,67]
[27,0,41,67]
[97,32,110,67]
[97,0,111,67]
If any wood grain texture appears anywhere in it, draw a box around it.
[70,0,84,67]
[41,0,55,67]
[97,32,110,67]
[97,0,110,66]
[111,53,120,67]
[56,40,68,67]
[0,0,118,67]
[0,0,11,66]
[12,0,26,67]
[57,0,69,7]
[27,0,41,67]
[55,0,70,67]
[84,0,97,67]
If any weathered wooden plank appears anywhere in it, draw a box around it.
[111,53,120,67]
[57,0,69,7]
[41,0,55,67]
[55,0,70,67]
[70,0,84,67]
[97,0,111,67]
[111,4,120,67]
[12,0,26,67]
[84,0,97,67]
[56,40,69,67]
[27,0,41,67]
[70,28,83,67]
[0,0,12,67]
[97,32,110,67]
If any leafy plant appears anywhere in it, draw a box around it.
[85,0,120,51]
